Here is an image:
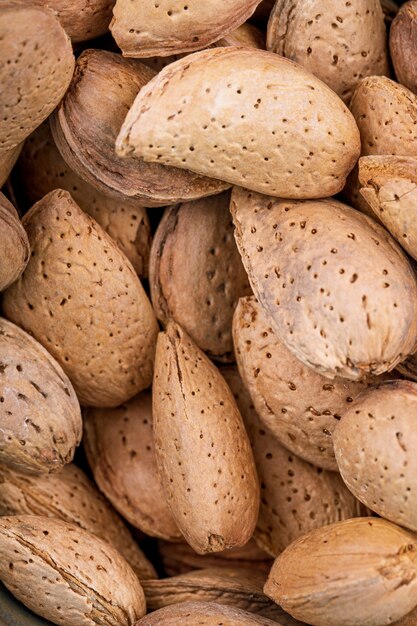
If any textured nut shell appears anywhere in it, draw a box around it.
[334,381,417,532]
[83,392,180,541]
[0,515,146,626]
[116,47,360,200]
[267,0,388,103]
[153,322,259,554]
[0,193,29,292]
[0,317,81,474]
[264,518,417,626]
[350,76,417,157]
[0,463,156,579]
[136,601,280,626]
[0,3,74,151]
[390,2,417,94]
[149,193,251,362]
[233,296,384,470]
[0,142,23,187]
[231,188,417,380]
[342,165,385,220]
[14,123,151,278]
[3,190,158,408]
[222,365,364,556]
[51,49,227,207]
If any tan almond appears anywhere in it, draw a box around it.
[0,515,146,625]
[0,317,82,475]
[390,1,417,94]
[83,392,181,542]
[267,0,388,103]
[0,193,29,292]
[0,143,23,188]
[116,47,360,200]
[264,518,417,626]
[0,463,156,579]
[3,189,158,408]
[153,321,259,554]
[0,3,74,151]
[51,49,227,207]
[110,0,263,57]
[231,188,417,380]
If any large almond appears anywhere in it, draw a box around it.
[136,601,280,625]
[231,188,417,380]
[116,47,360,199]
[0,193,29,292]
[3,189,158,408]
[153,322,259,554]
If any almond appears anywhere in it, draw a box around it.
[0,515,146,625]
[136,601,280,625]
[153,321,259,554]
[390,1,417,94]
[0,193,29,292]
[0,142,23,188]
[231,188,417,380]
[0,317,81,474]
[116,47,360,199]
[264,518,417,626]
[83,392,181,542]
[3,189,158,408]
[0,463,156,579]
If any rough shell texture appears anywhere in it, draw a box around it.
[222,365,365,556]
[136,601,280,625]
[0,3,74,151]
[390,2,417,94]
[149,193,251,362]
[83,392,180,541]
[233,296,385,470]
[264,518,417,626]
[116,47,360,200]
[350,76,417,157]
[231,188,417,380]
[2,189,158,408]
[334,381,417,532]
[267,0,388,103]
[0,143,23,187]
[0,515,146,626]
[51,49,227,207]
[0,463,156,579]
[153,322,260,554]
[0,317,82,474]
[0,193,29,292]
[14,123,151,278]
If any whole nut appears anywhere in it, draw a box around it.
[390,1,417,94]
[0,193,29,292]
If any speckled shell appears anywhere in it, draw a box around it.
[390,2,417,94]
[51,49,227,207]
[0,193,29,292]
[0,317,82,475]
[14,123,151,278]
[83,392,180,541]
[149,193,251,362]
[0,3,74,151]
[264,518,417,626]
[110,0,263,57]
[0,142,23,187]
[136,601,280,626]
[267,0,388,103]
[0,515,146,625]
[231,188,417,380]
[153,322,259,554]
[3,190,158,408]
[0,463,156,579]
[116,47,360,200]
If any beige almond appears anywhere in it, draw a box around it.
[390,1,417,94]
[0,193,29,292]
[51,49,227,207]
[0,143,23,188]
[83,392,181,542]
[231,188,417,380]
[153,322,259,554]
[0,515,146,625]
[264,518,417,626]
[267,0,388,103]
[0,317,82,474]
[0,463,156,579]
[0,3,74,151]
[110,0,263,57]
[136,601,281,625]
[116,47,360,200]
[3,189,158,408]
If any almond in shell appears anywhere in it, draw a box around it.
[390,1,417,94]
[0,193,29,292]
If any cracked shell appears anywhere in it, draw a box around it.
[0,193,29,292]
[390,1,417,94]
[0,515,146,626]
[231,188,417,380]
[2,189,158,408]
[136,601,280,626]
[264,518,417,626]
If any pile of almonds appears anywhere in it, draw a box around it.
[2,1,417,625]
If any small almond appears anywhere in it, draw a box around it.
[390,1,417,94]
[0,193,29,292]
